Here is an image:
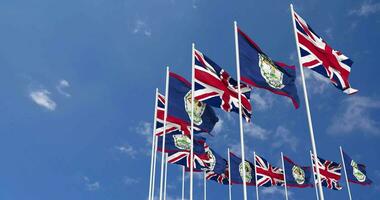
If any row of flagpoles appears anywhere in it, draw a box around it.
[147,4,370,200]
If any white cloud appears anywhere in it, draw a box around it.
[123,176,139,185]
[349,1,380,16]
[29,89,57,111]
[115,144,137,158]
[83,176,100,191]
[132,19,152,37]
[328,96,380,135]
[250,91,275,111]
[213,119,223,135]
[299,69,331,94]
[272,126,298,152]
[56,79,71,97]
[261,187,292,198]
[244,122,270,140]
[136,121,153,143]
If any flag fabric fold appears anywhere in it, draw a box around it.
[237,27,300,108]
[194,49,252,122]
[293,10,358,94]
[229,152,256,185]
[342,150,372,185]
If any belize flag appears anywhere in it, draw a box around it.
[229,152,255,185]
[283,155,313,188]
[168,72,219,135]
[237,27,300,109]
[342,150,372,185]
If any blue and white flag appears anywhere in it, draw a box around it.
[342,150,372,185]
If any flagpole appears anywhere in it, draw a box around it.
[281,152,289,200]
[290,4,325,200]
[182,166,185,200]
[190,43,195,200]
[253,152,259,200]
[204,171,207,200]
[159,66,170,200]
[151,130,159,200]
[340,146,353,200]
[310,150,320,200]
[234,20,248,200]
[228,148,232,200]
[164,153,168,200]
[149,89,159,200]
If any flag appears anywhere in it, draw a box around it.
[156,132,206,155]
[342,150,372,185]
[201,142,228,174]
[155,92,183,136]
[194,49,252,122]
[237,27,300,108]
[312,154,343,190]
[167,72,219,135]
[206,166,230,185]
[254,154,284,187]
[229,152,255,185]
[293,10,358,94]
[283,155,313,188]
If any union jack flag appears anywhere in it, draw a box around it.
[254,154,284,187]
[206,167,230,185]
[155,92,201,136]
[311,154,343,190]
[293,10,358,94]
[167,149,209,170]
[194,49,252,122]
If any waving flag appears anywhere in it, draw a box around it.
[206,167,230,185]
[283,155,313,188]
[342,150,372,185]
[312,154,343,190]
[155,93,183,136]
[229,152,255,185]
[156,133,206,154]
[194,49,252,122]
[167,72,219,135]
[201,143,228,174]
[293,10,358,94]
[237,28,300,108]
[254,154,284,187]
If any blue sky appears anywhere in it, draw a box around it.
[0,0,380,199]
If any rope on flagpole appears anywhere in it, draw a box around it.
[253,152,259,200]
[340,146,353,200]
[281,152,289,200]
[159,67,170,200]
[190,43,195,200]
[228,148,232,200]
[148,89,159,200]
[310,150,320,200]
[233,20,248,200]
[290,4,325,200]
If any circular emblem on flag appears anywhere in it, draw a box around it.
[351,160,366,182]
[184,90,206,125]
[173,134,191,151]
[258,53,285,89]
[292,165,305,185]
[239,161,252,183]
[205,148,216,171]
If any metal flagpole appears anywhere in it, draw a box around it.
[159,67,170,200]
[151,130,159,200]
[164,153,168,200]
[281,152,289,200]
[228,148,232,200]
[290,4,325,200]
[182,166,185,200]
[253,152,259,200]
[233,20,248,200]
[190,43,195,200]
[204,171,207,200]
[310,151,320,200]
[148,89,159,200]
[340,146,353,200]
